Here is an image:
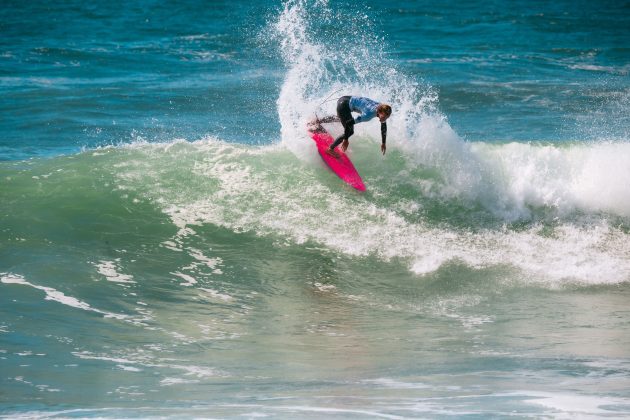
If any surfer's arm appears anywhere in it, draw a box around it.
[381,122,387,144]
[354,108,377,124]
[354,112,373,124]
[380,122,387,155]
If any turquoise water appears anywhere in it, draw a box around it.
[2,0,630,418]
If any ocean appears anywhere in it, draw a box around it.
[1,0,630,418]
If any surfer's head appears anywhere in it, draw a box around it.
[377,104,392,122]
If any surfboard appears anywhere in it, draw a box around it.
[308,125,366,191]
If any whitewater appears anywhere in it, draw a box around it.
[1,0,630,418]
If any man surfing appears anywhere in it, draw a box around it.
[313,95,392,157]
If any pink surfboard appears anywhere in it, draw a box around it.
[308,126,366,191]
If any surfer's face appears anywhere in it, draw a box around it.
[377,111,389,122]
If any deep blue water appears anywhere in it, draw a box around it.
[2,0,628,160]
[1,1,630,418]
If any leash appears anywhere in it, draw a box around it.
[314,89,342,121]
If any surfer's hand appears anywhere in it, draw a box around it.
[341,139,349,152]
[381,144,386,155]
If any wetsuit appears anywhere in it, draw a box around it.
[330,96,387,150]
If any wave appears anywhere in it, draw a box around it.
[2,137,629,286]
[2,0,629,287]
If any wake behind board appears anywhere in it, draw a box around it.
[308,124,366,191]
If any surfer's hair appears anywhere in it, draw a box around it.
[377,104,392,117]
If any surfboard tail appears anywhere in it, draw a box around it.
[308,129,366,191]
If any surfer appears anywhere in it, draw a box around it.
[315,96,391,156]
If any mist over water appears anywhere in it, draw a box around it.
[1,0,630,418]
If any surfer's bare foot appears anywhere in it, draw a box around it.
[325,147,339,157]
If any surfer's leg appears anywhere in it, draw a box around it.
[330,120,354,149]
[336,96,353,127]
[330,135,344,150]
[329,96,354,151]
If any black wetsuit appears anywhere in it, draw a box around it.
[329,95,387,150]
[331,96,355,149]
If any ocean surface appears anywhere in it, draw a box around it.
[1,0,630,418]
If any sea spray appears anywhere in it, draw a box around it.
[270,0,439,160]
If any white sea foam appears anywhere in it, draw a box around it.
[117,365,142,372]
[160,377,199,386]
[198,288,233,302]
[569,63,630,76]
[517,391,630,417]
[474,141,630,219]
[1,273,128,319]
[72,350,225,379]
[171,271,197,286]
[364,378,431,390]
[95,259,135,284]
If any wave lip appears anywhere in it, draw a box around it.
[472,141,630,220]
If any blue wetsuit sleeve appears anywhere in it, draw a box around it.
[350,97,378,124]
[353,109,377,124]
